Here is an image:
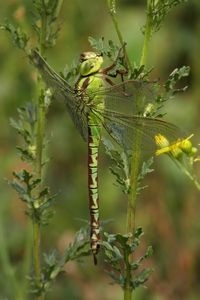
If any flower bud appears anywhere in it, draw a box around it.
[180,139,192,154]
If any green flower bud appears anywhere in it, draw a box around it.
[180,139,193,154]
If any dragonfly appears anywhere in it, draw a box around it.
[29,49,180,264]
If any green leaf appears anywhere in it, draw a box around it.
[102,228,153,290]
[10,179,26,195]
[1,22,28,50]
[143,0,188,34]
[164,66,190,93]
[63,226,91,262]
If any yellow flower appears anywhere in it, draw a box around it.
[155,134,194,159]
[154,134,170,148]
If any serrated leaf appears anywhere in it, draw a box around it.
[1,22,28,49]
[10,180,26,195]
[21,193,33,203]
[9,118,21,131]
[115,233,132,246]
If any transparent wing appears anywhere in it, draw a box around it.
[29,49,88,140]
[88,81,180,156]
[88,80,159,117]
[100,111,181,157]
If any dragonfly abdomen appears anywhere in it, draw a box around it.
[87,121,102,264]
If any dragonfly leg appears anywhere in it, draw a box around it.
[100,42,128,81]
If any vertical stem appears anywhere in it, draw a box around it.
[123,247,132,300]
[32,3,47,299]
[21,220,32,298]
[33,95,45,300]
[124,0,152,296]
[124,133,141,300]
[107,1,153,299]
[124,289,132,300]
[107,0,133,73]
[126,0,153,234]
[140,0,152,66]
[126,147,140,234]
[31,2,63,297]
[32,217,42,290]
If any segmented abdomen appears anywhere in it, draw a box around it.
[87,117,102,265]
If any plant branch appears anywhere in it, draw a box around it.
[107,0,133,73]
[140,0,152,66]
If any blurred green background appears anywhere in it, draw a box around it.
[1,0,200,299]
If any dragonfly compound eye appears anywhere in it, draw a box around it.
[79,54,103,76]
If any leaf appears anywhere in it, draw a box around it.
[102,228,153,290]
[1,22,28,50]
[10,179,26,195]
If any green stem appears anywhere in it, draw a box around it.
[123,248,132,300]
[124,91,143,300]
[40,0,48,54]
[124,289,132,300]
[126,0,153,233]
[33,3,48,299]
[126,129,143,246]
[21,220,33,297]
[33,219,42,280]
[107,0,140,237]
[140,0,152,66]
[33,100,45,300]
[175,159,200,191]
[107,0,133,73]
[107,1,154,299]
[32,1,63,297]
[126,0,152,236]
[126,148,140,234]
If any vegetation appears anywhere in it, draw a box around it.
[0,1,200,299]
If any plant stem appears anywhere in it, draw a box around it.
[126,148,140,234]
[123,247,132,300]
[124,1,153,296]
[32,3,48,299]
[124,86,144,300]
[107,0,133,73]
[140,0,152,66]
[33,218,42,292]
[21,220,33,297]
[126,131,142,256]
[124,288,132,300]
[126,0,153,234]
[174,159,200,191]
[33,94,45,300]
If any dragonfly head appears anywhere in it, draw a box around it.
[79,52,103,76]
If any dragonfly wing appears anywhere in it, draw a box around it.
[29,49,88,140]
[90,80,158,117]
[88,79,180,156]
[92,108,181,157]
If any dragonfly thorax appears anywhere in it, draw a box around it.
[79,52,103,76]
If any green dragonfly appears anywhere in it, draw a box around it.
[29,49,179,264]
